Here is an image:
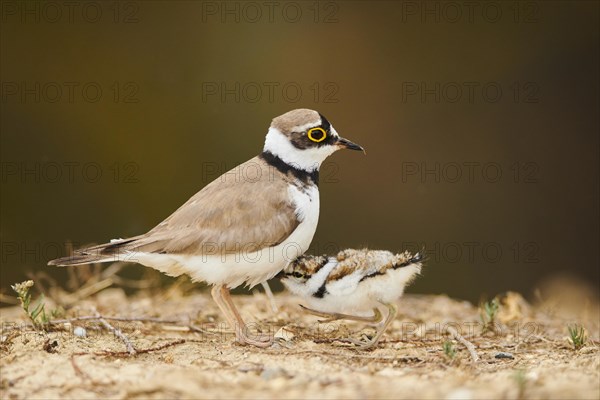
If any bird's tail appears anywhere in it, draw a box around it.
[409,252,424,265]
[393,250,425,269]
[47,237,140,266]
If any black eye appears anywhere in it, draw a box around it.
[293,272,304,279]
[307,127,327,143]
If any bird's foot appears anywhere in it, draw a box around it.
[235,328,273,347]
[341,336,380,350]
[233,322,273,347]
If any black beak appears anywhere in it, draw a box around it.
[337,137,366,154]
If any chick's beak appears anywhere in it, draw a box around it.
[337,137,366,154]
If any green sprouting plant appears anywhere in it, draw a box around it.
[567,324,587,350]
[11,280,49,329]
[480,298,499,333]
[443,340,456,359]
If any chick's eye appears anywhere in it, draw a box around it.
[307,127,327,143]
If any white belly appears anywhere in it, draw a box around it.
[131,185,320,288]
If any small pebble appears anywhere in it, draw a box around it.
[495,352,514,359]
[73,327,87,338]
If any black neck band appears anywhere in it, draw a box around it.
[260,151,319,186]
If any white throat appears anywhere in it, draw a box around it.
[263,127,338,172]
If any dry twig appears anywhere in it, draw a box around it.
[446,325,479,363]
[73,339,186,358]
[70,354,92,381]
[1,315,182,333]
[93,309,136,355]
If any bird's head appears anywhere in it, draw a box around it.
[279,254,331,297]
[263,109,365,172]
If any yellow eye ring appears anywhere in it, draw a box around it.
[307,127,327,143]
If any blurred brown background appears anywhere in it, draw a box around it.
[1,1,598,303]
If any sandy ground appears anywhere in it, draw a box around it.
[1,283,599,400]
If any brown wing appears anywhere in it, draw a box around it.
[129,156,300,255]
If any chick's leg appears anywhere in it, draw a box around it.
[299,304,384,324]
[346,302,398,349]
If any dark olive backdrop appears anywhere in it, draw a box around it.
[1,1,598,302]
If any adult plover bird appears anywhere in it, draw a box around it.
[281,249,423,348]
[48,109,364,347]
